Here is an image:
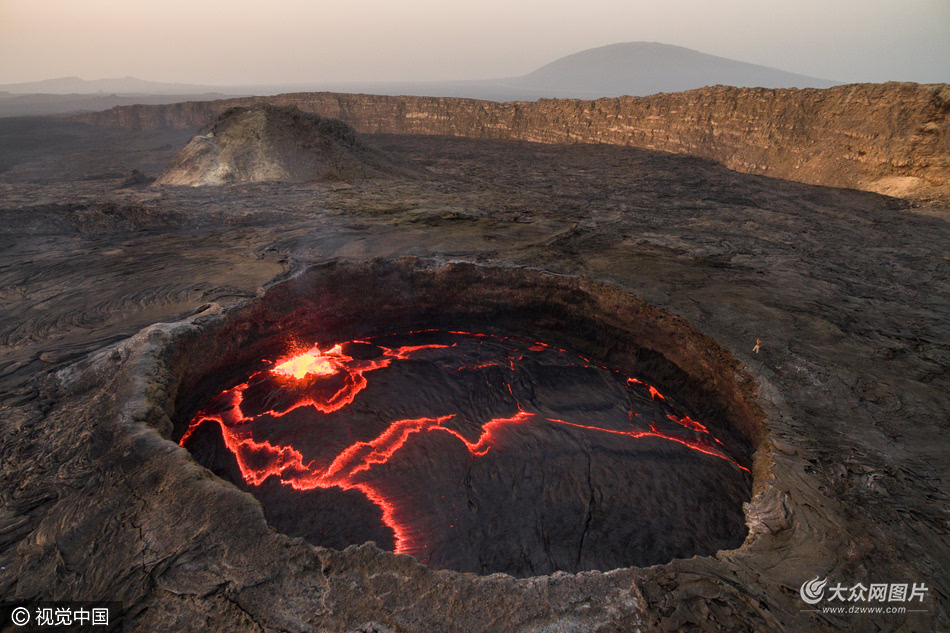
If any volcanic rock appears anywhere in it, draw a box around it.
[117,169,154,189]
[154,104,412,186]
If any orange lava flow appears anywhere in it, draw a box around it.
[180,331,749,557]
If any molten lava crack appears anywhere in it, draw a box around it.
[181,331,748,558]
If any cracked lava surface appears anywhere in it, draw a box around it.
[180,329,751,576]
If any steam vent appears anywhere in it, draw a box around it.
[170,260,761,577]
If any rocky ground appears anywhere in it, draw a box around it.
[0,117,948,631]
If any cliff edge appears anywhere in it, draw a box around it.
[75,83,950,204]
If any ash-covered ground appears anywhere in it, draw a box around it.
[0,116,948,632]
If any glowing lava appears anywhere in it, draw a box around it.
[272,345,342,379]
[181,331,749,559]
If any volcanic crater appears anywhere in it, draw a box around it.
[169,259,762,577]
[7,93,945,630]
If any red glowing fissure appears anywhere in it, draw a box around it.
[181,331,748,556]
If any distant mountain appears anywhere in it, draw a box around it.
[278,42,838,101]
[0,42,839,117]
[505,42,838,97]
[0,76,235,96]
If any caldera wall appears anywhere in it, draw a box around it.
[73,83,950,204]
[166,259,764,577]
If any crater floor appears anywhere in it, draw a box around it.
[0,119,948,632]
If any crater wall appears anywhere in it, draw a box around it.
[73,83,950,204]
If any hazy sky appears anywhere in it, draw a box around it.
[1,0,948,85]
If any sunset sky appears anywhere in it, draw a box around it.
[1,0,947,85]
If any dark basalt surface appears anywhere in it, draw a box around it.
[0,118,948,632]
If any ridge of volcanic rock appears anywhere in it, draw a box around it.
[154,103,414,186]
